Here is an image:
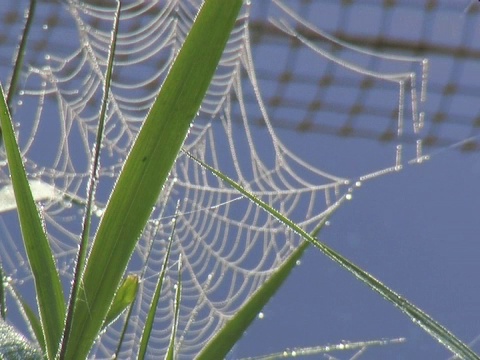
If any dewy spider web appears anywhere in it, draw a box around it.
[0,0,431,358]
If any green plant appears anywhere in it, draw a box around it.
[0,1,479,360]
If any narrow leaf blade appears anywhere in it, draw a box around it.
[103,274,138,330]
[197,241,309,360]
[7,283,44,352]
[188,151,480,360]
[138,216,177,360]
[0,84,65,359]
[64,1,243,358]
[165,255,182,360]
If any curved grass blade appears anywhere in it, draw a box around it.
[187,151,480,360]
[7,0,37,106]
[0,0,37,147]
[58,2,121,358]
[239,337,406,360]
[165,255,182,360]
[63,1,243,358]
[138,213,177,360]
[197,240,309,360]
[113,284,137,360]
[103,274,138,331]
[0,84,65,359]
[6,282,43,352]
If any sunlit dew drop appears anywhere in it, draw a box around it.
[345,193,353,200]
[291,350,297,357]
[257,312,264,319]
[295,260,301,266]
[42,24,48,30]
[354,181,362,188]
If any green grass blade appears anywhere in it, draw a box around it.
[165,255,182,360]
[103,274,138,330]
[63,1,243,358]
[0,0,37,147]
[7,282,44,352]
[0,84,64,359]
[138,214,177,360]
[7,0,37,106]
[187,151,480,360]
[113,286,137,359]
[240,337,406,360]
[197,241,310,360]
[58,2,121,357]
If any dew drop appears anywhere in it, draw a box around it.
[257,312,264,319]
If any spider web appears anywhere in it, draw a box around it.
[0,0,430,358]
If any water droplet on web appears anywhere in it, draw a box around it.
[42,24,48,30]
[346,193,352,200]
[295,260,301,266]
[257,312,264,319]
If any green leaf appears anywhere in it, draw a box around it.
[165,255,182,360]
[138,215,177,360]
[0,84,65,359]
[239,337,406,360]
[63,1,243,358]
[187,151,480,360]
[197,241,309,360]
[103,274,138,330]
[6,282,44,352]
[58,2,121,357]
